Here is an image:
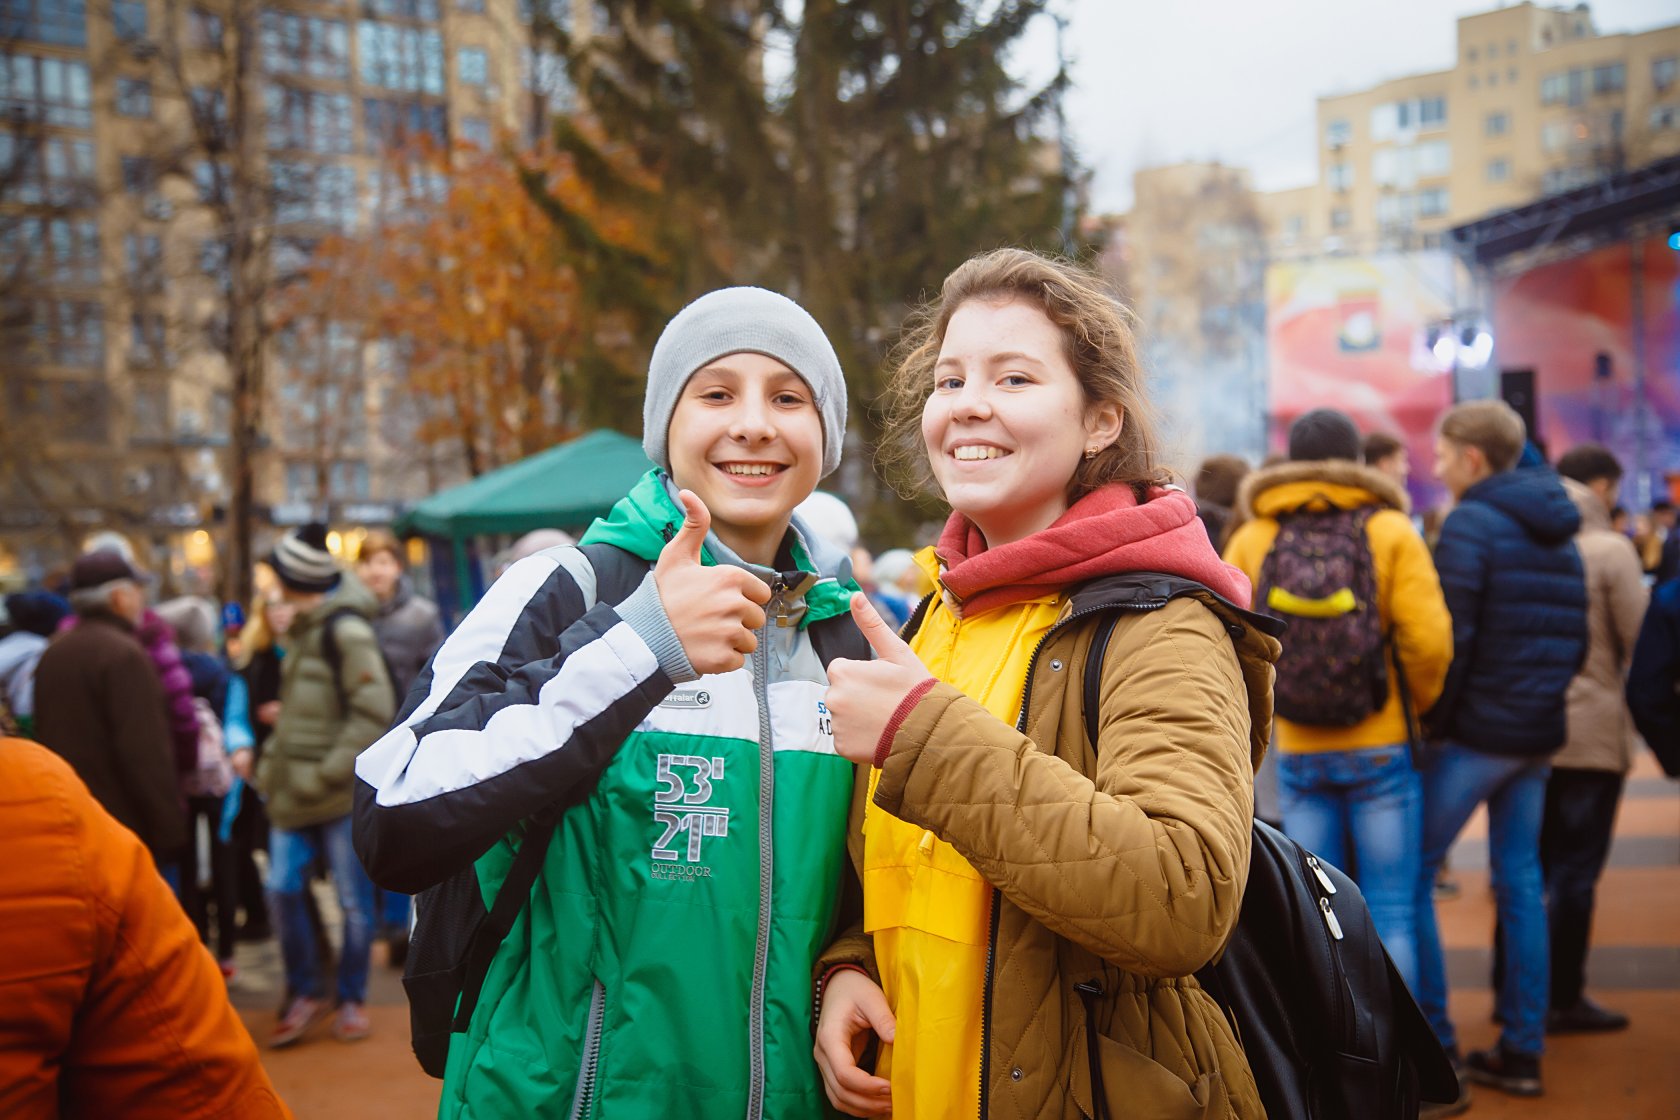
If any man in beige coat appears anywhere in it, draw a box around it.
[1543,445,1649,1032]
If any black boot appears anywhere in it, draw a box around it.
[1466,1042,1543,1097]
[1548,996,1629,1033]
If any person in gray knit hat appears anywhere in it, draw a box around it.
[351,286,871,1114]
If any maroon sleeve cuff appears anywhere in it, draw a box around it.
[874,678,937,768]
[813,963,870,1027]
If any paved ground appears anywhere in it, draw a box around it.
[235,752,1679,1118]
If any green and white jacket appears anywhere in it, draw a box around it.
[354,472,865,1118]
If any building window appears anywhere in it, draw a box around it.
[130,312,167,366]
[199,237,227,276]
[194,160,227,204]
[459,114,490,147]
[260,11,350,80]
[1467,46,1478,62]
[265,84,354,153]
[1485,110,1509,136]
[1592,63,1625,95]
[331,460,370,499]
[1656,57,1678,93]
[1327,162,1353,191]
[358,21,445,93]
[1418,96,1446,127]
[190,84,226,132]
[1,134,95,204]
[1543,166,1594,194]
[458,45,487,85]
[125,232,162,289]
[131,380,169,443]
[362,0,440,21]
[112,0,145,39]
[190,6,223,49]
[0,0,87,47]
[0,54,93,128]
[1330,207,1351,230]
[12,299,105,367]
[1542,120,1568,152]
[1507,38,1517,55]
[1324,118,1351,147]
[273,161,359,229]
[1486,158,1511,183]
[1416,187,1450,218]
[1651,103,1680,132]
[362,95,448,151]
[120,155,153,194]
[1508,67,1518,83]
[44,217,98,284]
[1468,74,1478,90]
[115,76,151,116]
[457,0,483,12]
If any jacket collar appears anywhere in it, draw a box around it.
[1237,459,1410,519]
[1066,571,1285,638]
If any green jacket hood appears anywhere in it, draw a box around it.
[583,469,858,625]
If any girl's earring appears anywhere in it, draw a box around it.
[1083,447,1099,460]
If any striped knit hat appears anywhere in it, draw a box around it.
[268,522,341,593]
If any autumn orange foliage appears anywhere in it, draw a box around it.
[278,125,657,477]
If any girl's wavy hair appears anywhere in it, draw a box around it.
[879,248,1172,504]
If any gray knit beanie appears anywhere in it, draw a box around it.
[642,287,847,478]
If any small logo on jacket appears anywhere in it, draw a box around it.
[659,689,712,709]
[652,754,728,878]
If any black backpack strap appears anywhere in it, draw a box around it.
[429,543,649,1043]
[1082,612,1123,752]
[450,808,561,1032]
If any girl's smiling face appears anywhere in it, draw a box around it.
[922,297,1120,548]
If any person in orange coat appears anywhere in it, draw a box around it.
[0,736,290,1119]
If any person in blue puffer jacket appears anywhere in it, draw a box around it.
[1414,401,1588,1107]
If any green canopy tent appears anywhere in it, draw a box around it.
[394,429,654,614]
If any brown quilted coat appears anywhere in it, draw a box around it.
[820,580,1280,1119]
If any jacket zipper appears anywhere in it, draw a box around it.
[567,979,606,1120]
[745,579,785,1120]
[979,598,1168,1117]
[1299,846,1350,1050]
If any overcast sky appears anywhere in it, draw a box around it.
[1011,0,1678,214]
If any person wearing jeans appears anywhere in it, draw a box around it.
[1415,743,1552,1060]
[249,522,395,1049]
[269,815,377,1016]
[1277,743,1422,987]
[1422,403,1587,1108]
[1225,409,1452,993]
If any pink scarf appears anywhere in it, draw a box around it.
[934,484,1252,616]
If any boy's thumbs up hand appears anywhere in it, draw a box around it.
[826,593,935,766]
[653,490,771,676]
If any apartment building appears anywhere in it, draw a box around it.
[1284,2,1679,257]
[0,0,585,584]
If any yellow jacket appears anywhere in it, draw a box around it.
[862,548,1063,1119]
[1224,460,1452,753]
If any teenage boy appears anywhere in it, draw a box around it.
[1417,401,1588,1101]
[354,288,866,1117]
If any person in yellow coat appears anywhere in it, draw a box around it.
[1224,408,1452,992]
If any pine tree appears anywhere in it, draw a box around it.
[534,0,1073,536]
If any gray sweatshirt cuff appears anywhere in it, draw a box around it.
[616,572,699,684]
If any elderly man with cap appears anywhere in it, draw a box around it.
[256,522,396,1050]
[353,287,868,1117]
[33,551,185,865]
